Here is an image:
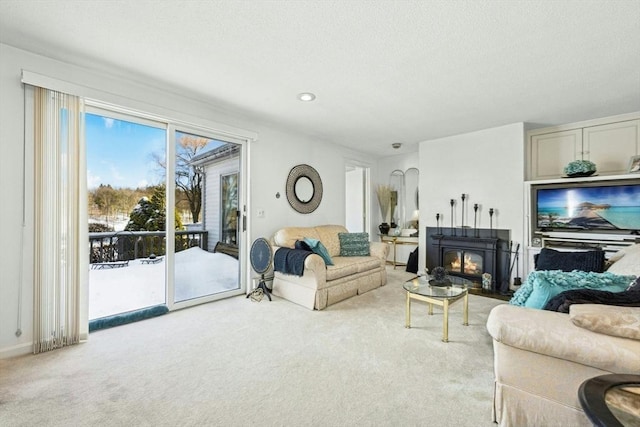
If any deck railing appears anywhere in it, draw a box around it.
[89,230,208,264]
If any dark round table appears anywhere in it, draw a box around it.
[578,374,640,427]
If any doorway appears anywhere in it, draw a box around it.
[345,163,369,233]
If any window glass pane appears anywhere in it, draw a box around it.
[174,130,240,303]
[87,112,167,320]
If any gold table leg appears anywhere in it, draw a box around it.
[463,291,469,326]
[393,240,397,269]
[404,290,469,342]
[405,291,411,328]
[442,299,449,342]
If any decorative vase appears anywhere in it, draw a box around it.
[378,223,390,235]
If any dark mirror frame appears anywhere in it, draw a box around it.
[285,164,323,214]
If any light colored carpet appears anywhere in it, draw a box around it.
[0,267,506,426]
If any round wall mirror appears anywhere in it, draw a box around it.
[294,176,314,203]
[286,164,323,214]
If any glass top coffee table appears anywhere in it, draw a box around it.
[403,275,471,342]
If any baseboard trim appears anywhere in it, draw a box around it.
[0,342,32,359]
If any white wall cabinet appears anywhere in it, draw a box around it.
[583,120,640,175]
[528,115,640,180]
[530,129,582,180]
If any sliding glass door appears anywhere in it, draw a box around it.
[172,128,241,305]
[87,107,245,319]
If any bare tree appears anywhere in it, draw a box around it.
[151,134,211,223]
[176,135,210,223]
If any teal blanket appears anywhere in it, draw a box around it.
[509,270,636,309]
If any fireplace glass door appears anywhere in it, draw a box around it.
[444,250,483,276]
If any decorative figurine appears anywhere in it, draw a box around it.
[429,266,450,287]
[482,273,492,291]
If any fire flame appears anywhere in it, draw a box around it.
[450,254,481,275]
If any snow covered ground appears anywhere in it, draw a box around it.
[89,247,239,319]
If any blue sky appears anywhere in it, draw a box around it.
[538,185,640,208]
[86,113,166,189]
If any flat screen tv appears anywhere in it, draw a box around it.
[532,179,640,234]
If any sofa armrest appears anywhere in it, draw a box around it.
[370,241,390,262]
[487,304,640,373]
[303,252,327,274]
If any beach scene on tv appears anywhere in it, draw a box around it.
[537,184,640,231]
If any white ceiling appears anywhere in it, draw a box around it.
[1,0,639,156]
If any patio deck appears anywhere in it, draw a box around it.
[89,247,240,320]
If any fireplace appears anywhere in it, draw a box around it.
[425,227,511,292]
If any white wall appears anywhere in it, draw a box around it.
[0,43,379,358]
[418,123,527,282]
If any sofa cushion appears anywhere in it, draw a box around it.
[338,232,370,256]
[534,248,605,272]
[349,256,381,273]
[510,270,634,309]
[303,237,334,266]
[294,240,312,251]
[570,304,640,341]
[325,256,380,281]
[326,257,359,280]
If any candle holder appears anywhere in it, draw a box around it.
[461,194,466,236]
[436,213,440,234]
[489,208,494,235]
[450,199,455,236]
[473,204,479,237]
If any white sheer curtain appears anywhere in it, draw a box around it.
[33,86,86,353]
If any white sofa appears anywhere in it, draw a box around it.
[271,225,389,310]
[487,303,640,426]
[487,243,640,426]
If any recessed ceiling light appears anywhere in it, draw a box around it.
[297,92,316,102]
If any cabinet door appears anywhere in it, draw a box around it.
[530,129,582,179]
[583,120,640,175]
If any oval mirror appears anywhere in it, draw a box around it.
[389,170,405,228]
[286,164,323,214]
[405,167,419,229]
[405,167,419,211]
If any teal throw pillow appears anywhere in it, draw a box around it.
[303,237,334,266]
[510,270,634,310]
[338,232,370,256]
